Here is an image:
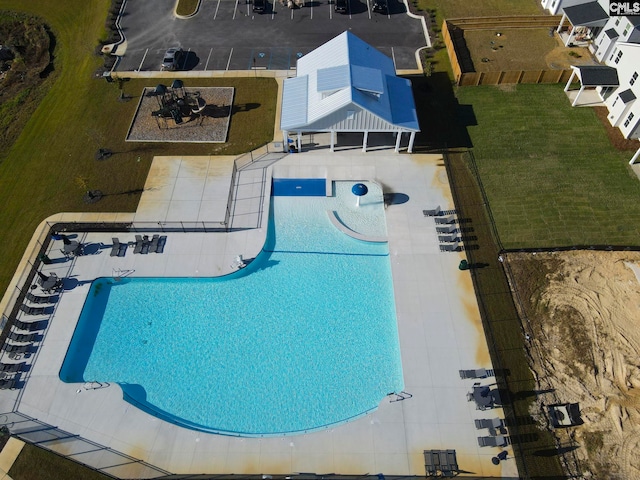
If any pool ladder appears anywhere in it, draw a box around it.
[389,391,413,402]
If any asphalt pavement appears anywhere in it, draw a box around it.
[115,0,428,73]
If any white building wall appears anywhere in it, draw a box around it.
[603,44,640,138]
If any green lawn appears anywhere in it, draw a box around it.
[0,1,277,297]
[456,83,640,249]
[9,444,112,480]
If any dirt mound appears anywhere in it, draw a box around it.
[505,250,640,479]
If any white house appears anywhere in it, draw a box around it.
[280,31,420,153]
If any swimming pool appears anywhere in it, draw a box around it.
[60,181,404,436]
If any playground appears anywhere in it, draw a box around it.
[126,83,234,142]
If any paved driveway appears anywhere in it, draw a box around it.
[115,0,428,72]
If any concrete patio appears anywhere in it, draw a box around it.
[0,145,518,478]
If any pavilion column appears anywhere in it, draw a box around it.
[362,131,369,152]
[564,25,575,47]
[330,130,335,152]
[297,132,302,152]
[564,70,576,92]
[408,132,416,153]
[283,130,289,152]
[394,131,402,153]
[572,85,585,106]
[556,13,566,33]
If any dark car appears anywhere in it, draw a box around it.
[161,47,184,71]
[372,0,387,13]
[253,0,267,12]
[334,0,347,13]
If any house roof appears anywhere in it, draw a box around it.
[563,2,609,27]
[280,31,419,132]
[573,65,619,87]
[619,89,637,104]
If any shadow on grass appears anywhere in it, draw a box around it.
[407,72,474,151]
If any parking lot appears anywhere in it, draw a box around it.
[115,0,428,73]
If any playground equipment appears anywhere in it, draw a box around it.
[151,80,207,129]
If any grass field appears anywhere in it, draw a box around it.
[0,1,277,298]
[456,83,640,249]
[9,444,111,480]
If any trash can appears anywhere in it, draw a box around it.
[38,253,52,265]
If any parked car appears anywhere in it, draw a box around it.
[372,0,387,13]
[253,0,267,12]
[334,0,347,13]
[161,47,184,71]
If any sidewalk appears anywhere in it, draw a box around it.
[0,438,24,480]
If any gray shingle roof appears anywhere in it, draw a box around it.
[563,1,608,26]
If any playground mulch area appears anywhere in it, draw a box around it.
[126,87,234,142]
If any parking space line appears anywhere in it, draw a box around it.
[271,1,276,19]
[329,2,333,19]
[310,1,313,19]
[204,48,213,70]
[226,48,234,71]
[391,46,396,71]
[214,0,221,19]
[233,0,239,19]
[137,48,149,72]
[366,0,371,19]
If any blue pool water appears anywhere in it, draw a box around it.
[60,181,404,436]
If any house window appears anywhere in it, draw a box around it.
[631,72,638,86]
[624,113,635,128]
[610,48,617,61]
[615,18,620,26]
[615,51,623,64]
[551,0,557,7]
[623,23,631,36]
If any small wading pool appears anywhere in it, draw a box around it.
[60,181,404,436]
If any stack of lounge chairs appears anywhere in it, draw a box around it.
[133,234,166,254]
[424,206,461,252]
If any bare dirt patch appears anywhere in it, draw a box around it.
[463,29,597,73]
[505,250,640,479]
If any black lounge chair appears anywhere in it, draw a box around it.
[423,206,441,217]
[110,238,121,257]
[3,343,34,354]
[439,242,460,252]
[133,235,144,254]
[0,378,16,390]
[0,362,25,373]
[140,235,150,254]
[478,435,508,447]
[13,319,47,332]
[434,214,456,225]
[156,236,167,253]
[148,235,160,253]
[25,292,56,304]
[7,332,38,343]
[19,304,48,316]
[436,224,457,234]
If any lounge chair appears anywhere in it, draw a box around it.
[133,235,144,254]
[110,238,121,257]
[438,234,458,243]
[156,236,167,253]
[7,332,38,343]
[460,368,488,379]
[0,378,16,390]
[436,224,457,234]
[13,319,47,332]
[148,235,160,253]
[3,343,33,354]
[140,235,150,254]
[478,435,507,447]
[0,362,25,373]
[19,304,47,316]
[423,206,441,217]
[25,292,55,304]
[439,242,460,252]
[435,214,456,225]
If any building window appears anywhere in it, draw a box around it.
[615,18,620,26]
[624,112,635,128]
[610,48,617,61]
[623,23,631,36]
[631,72,638,86]
[615,51,623,64]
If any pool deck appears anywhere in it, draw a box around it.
[0,147,518,478]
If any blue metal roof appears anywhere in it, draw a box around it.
[317,65,350,92]
[351,65,384,94]
[280,75,308,130]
